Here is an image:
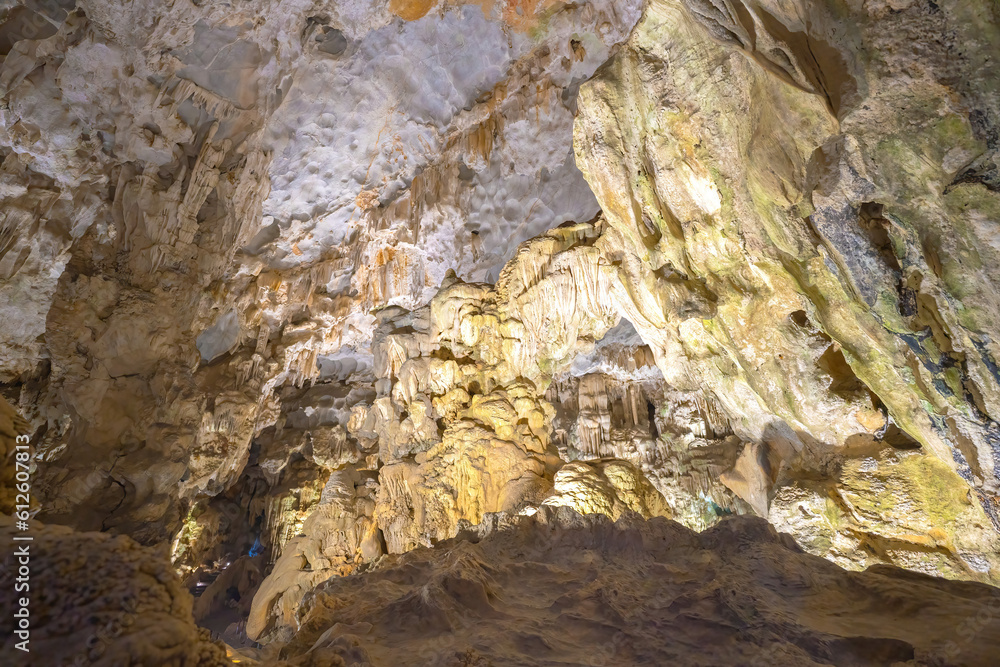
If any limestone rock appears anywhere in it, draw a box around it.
[573,0,1000,523]
[247,468,382,643]
[0,0,643,545]
[720,441,779,517]
[367,221,626,552]
[541,459,673,520]
[268,507,1000,666]
[0,517,229,666]
[545,347,752,531]
[770,446,1000,585]
[2,0,1000,660]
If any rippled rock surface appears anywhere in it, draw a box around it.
[266,507,1000,666]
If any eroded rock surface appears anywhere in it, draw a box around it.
[0,516,230,666]
[247,467,382,643]
[2,0,1000,662]
[574,0,1000,511]
[264,507,1000,667]
[0,0,642,545]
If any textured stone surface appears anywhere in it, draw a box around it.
[3,0,1000,661]
[364,220,619,554]
[573,0,1000,507]
[0,516,229,666]
[541,459,672,520]
[0,0,642,546]
[263,507,1000,667]
[247,467,382,643]
[769,445,1000,584]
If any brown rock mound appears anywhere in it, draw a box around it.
[269,507,1000,667]
[0,517,230,667]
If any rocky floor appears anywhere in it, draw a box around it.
[265,508,1000,667]
[6,506,1000,667]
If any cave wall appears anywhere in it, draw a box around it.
[0,0,642,543]
[1,0,1000,657]
[574,0,1000,519]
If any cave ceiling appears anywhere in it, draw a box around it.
[2,0,1000,664]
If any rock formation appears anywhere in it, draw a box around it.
[1,0,643,546]
[569,0,1000,582]
[575,0,1000,512]
[0,514,230,666]
[264,507,1000,666]
[2,0,1000,664]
